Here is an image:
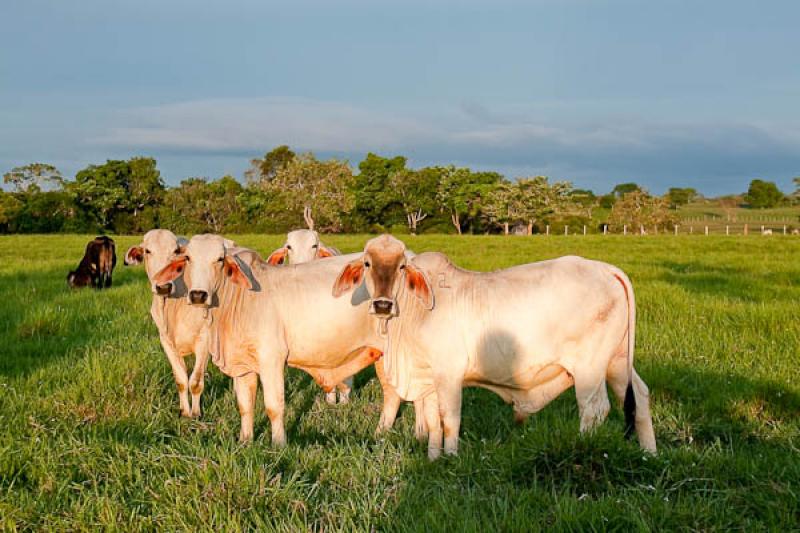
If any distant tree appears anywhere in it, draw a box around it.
[666,187,697,209]
[515,176,573,234]
[0,192,24,232]
[3,163,62,192]
[388,167,439,234]
[261,153,355,233]
[570,188,597,218]
[612,182,641,197]
[598,193,616,209]
[245,145,296,184]
[745,179,784,208]
[69,157,164,230]
[161,176,243,233]
[352,153,408,228]
[485,181,518,235]
[437,167,503,234]
[609,190,677,232]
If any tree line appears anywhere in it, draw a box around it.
[1,146,797,235]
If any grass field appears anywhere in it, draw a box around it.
[1,234,799,530]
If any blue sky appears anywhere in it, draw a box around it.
[1,0,799,195]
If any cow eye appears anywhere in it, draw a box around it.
[217,257,224,263]
[144,249,151,255]
[364,260,371,268]
[312,244,318,249]
[286,245,292,250]
[399,264,406,270]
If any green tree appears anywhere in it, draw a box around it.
[161,176,243,233]
[666,187,697,209]
[437,167,503,234]
[609,190,678,232]
[69,157,164,230]
[261,153,355,233]
[0,192,24,232]
[387,167,439,234]
[612,182,641,197]
[352,153,408,228]
[3,163,63,192]
[245,145,296,184]
[515,176,573,234]
[745,179,784,208]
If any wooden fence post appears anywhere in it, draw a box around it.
[726,225,729,236]
[674,225,678,235]
[603,225,607,235]
[705,226,709,236]
[564,225,568,236]
[583,225,586,235]
[623,225,627,235]
[546,225,550,235]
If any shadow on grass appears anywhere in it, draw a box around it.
[383,363,800,529]
[0,265,150,378]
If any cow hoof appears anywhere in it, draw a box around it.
[338,392,350,404]
[324,392,337,405]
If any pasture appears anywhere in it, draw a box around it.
[1,234,798,530]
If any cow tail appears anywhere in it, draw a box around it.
[612,269,637,440]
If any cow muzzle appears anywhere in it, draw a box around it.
[155,283,172,296]
[370,297,396,317]
[189,289,208,305]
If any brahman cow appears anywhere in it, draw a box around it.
[153,234,410,445]
[67,236,116,289]
[267,229,352,404]
[124,230,253,418]
[332,235,657,459]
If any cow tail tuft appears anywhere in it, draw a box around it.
[623,381,636,439]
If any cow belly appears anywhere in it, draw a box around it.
[287,344,372,370]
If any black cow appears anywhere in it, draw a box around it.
[67,236,117,289]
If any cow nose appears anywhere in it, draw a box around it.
[189,290,208,305]
[155,283,172,296]
[371,298,394,316]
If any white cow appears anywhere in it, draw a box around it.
[332,235,657,459]
[124,229,210,418]
[125,230,255,418]
[266,229,349,404]
[153,234,411,445]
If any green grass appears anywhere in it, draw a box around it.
[1,234,799,531]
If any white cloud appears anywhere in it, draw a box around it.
[90,96,800,194]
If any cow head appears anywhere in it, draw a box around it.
[125,229,187,296]
[153,234,252,307]
[332,234,433,318]
[66,270,92,288]
[267,229,336,265]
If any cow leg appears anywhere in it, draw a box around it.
[160,336,191,417]
[234,372,258,443]
[607,351,657,453]
[373,360,402,434]
[189,344,210,418]
[259,357,286,447]
[337,376,353,404]
[574,369,611,434]
[515,370,574,422]
[422,393,443,460]
[413,399,428,442]
[434,375,463,456]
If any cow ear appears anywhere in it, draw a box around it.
[153,256,187,285]
[318,246,336,259]
[124,246,144,266]
[332,259,365,297]
[405,264,434,310]
[223,255,253,290]
[267,247,288,265]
